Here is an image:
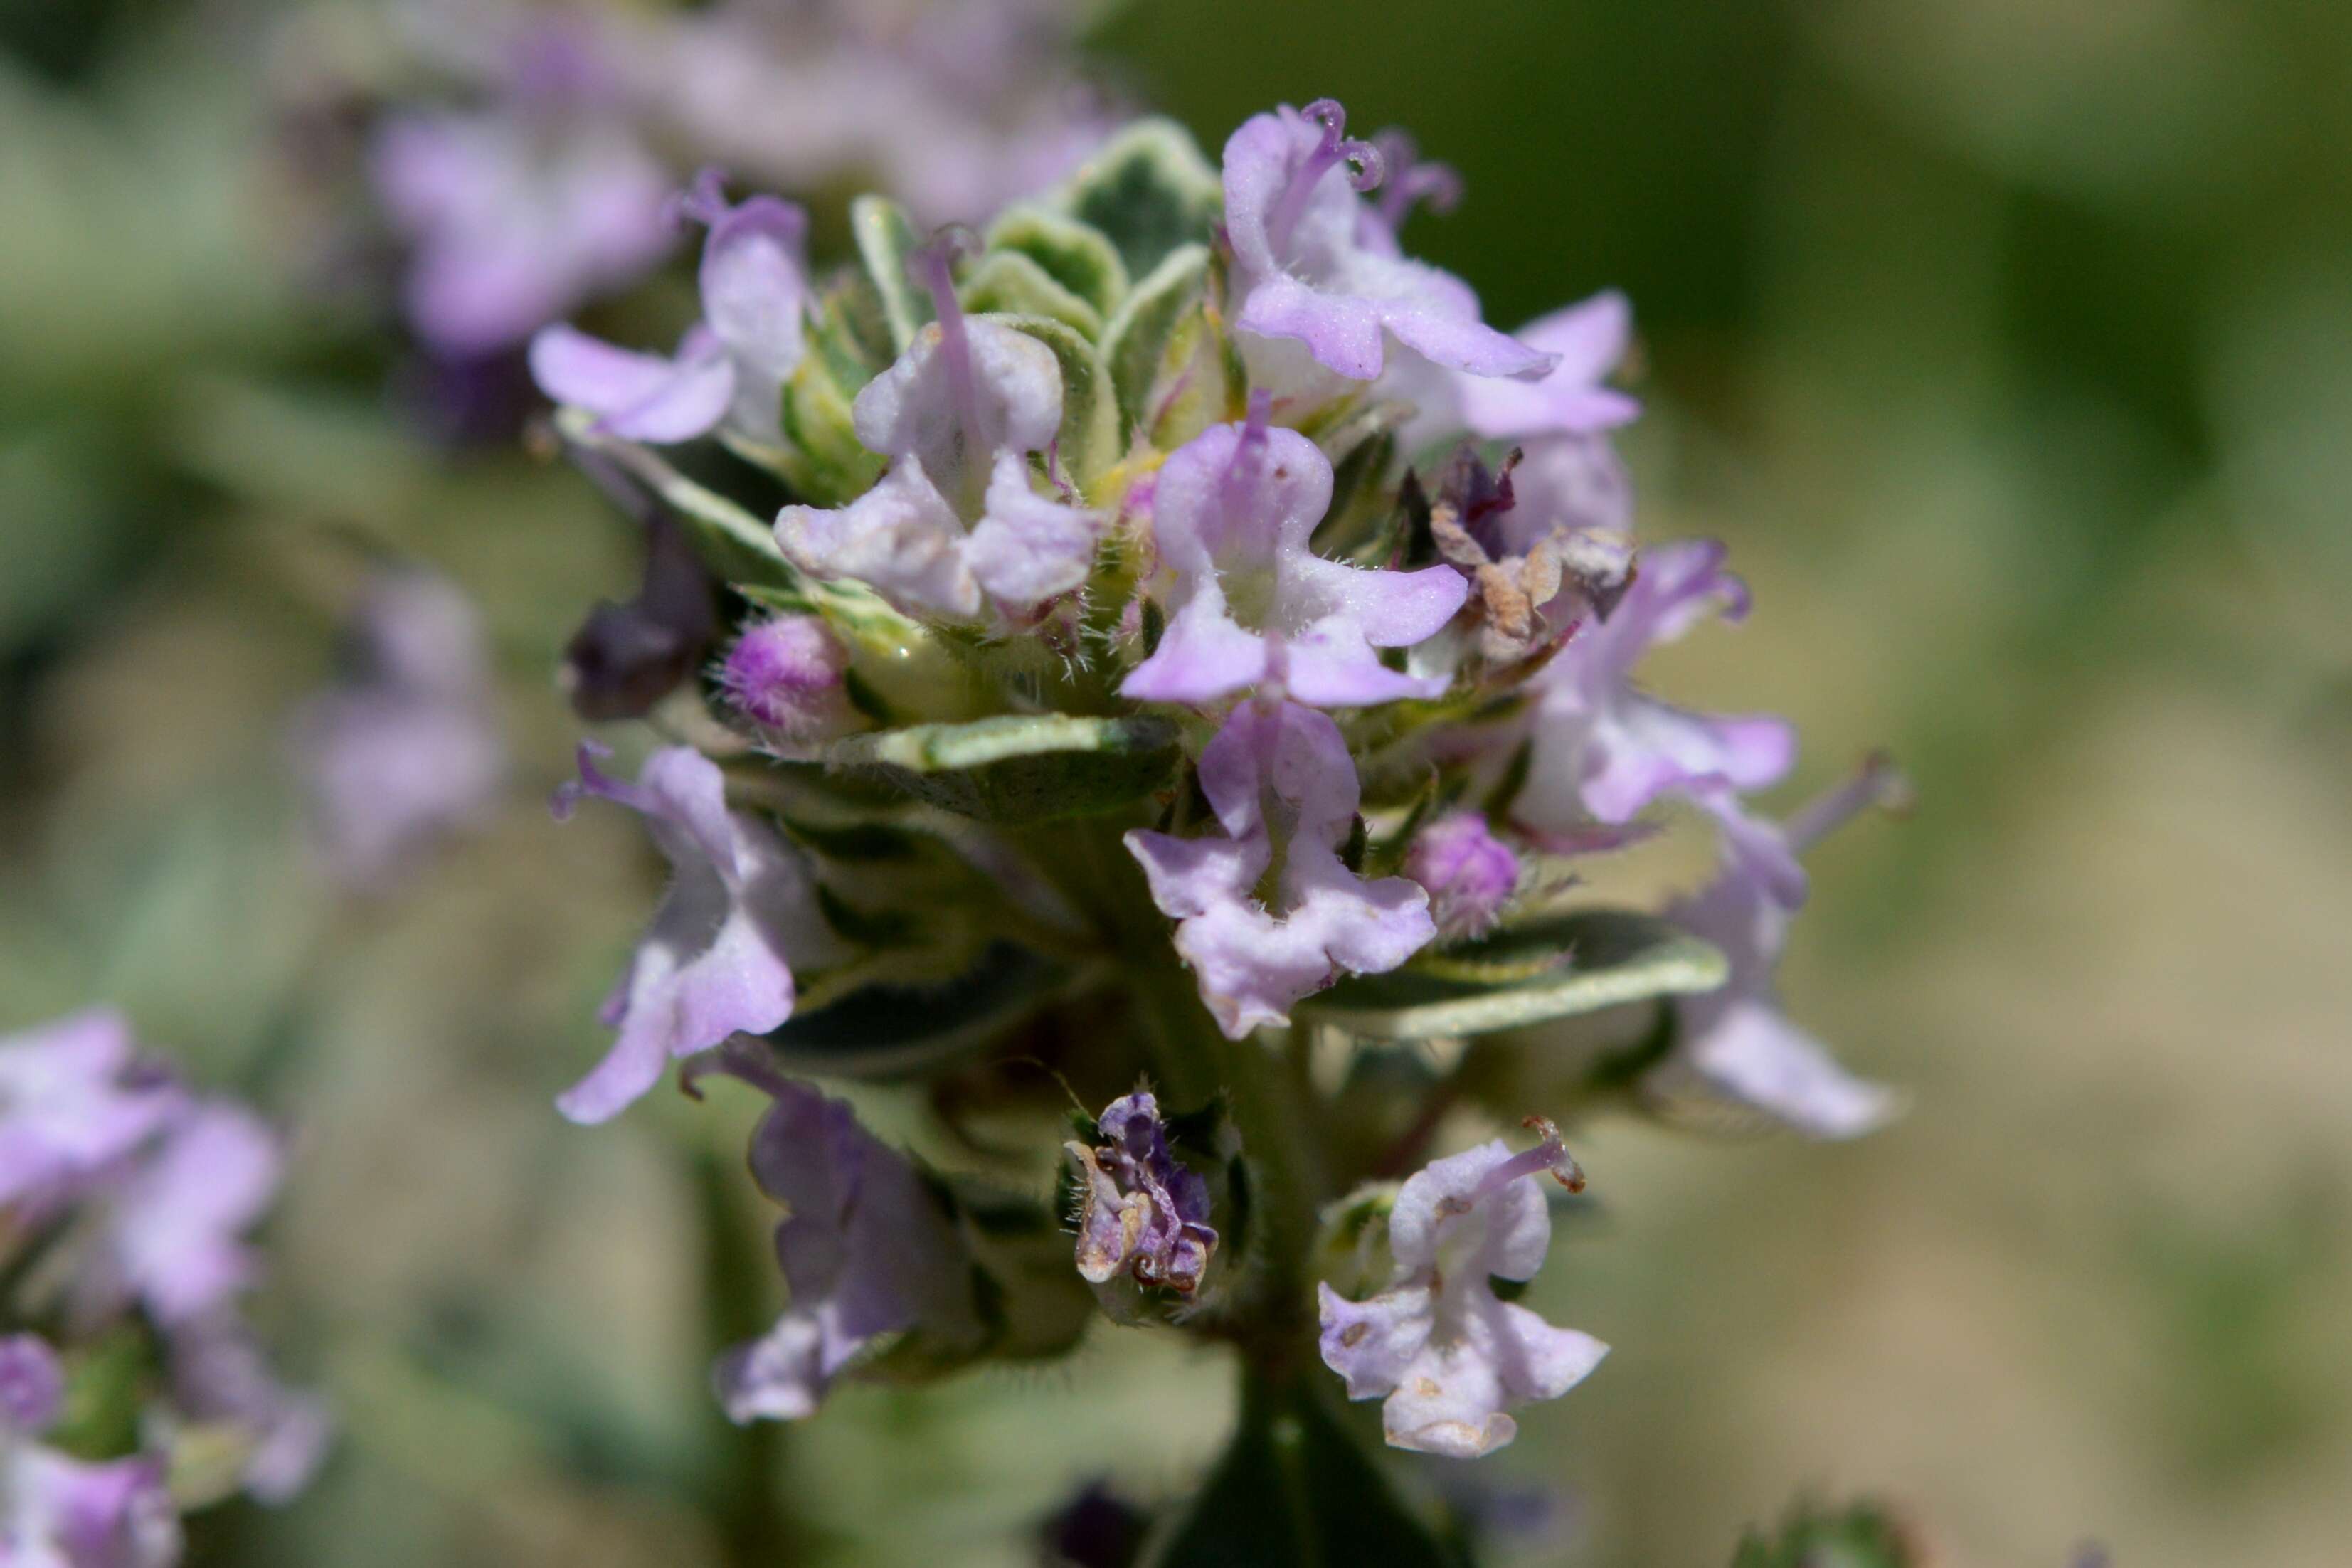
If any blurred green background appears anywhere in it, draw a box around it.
[4,0,2350,1563]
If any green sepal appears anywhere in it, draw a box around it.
[851,194,933,354]
[958,249,1103,340]
[773,282,888,505]
[825,713,1181,823]
[1293,910,1727,1039]
[760,940,1069,1078]
[1144,1377,1461,1568]
[1101,243,1212,442]
[1058,117,1225,281]
[983,204,1130,320]
[983,312,1121,488]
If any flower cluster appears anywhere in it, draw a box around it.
[0,1011,327,1564]
[524,91,1900,1546]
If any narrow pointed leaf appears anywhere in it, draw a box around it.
[1294,910,1725,1039]
[826,713,1181,822]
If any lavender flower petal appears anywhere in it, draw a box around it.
[692,1045,977,1423]
[552,746,841,1124]
[1223,102,1551,384]
[1125,701,1435,1035]
[1121,415,1466,707]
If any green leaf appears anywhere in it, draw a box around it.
[988,312,1121,487]
[826,712,1180,823]
[851,194,933,354]
[1293,910,1726,1039]
[551,406,797,590]
[1146,1379,1458,1568]
[958,250,1102,340]
[1060,117,1225,280]
[984,205,1130,319]
[760,941,1066,1077]
[1101,243,1212,442]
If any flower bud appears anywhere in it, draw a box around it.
[719,615,854,739]
[1403,812,1519,941]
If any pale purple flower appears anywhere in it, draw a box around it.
[687,1044,978,1423]
[1222,100,1552,386]
[720,616,855,741]
[1403,812,1520,942]
[165,1314,333,1506]
[1124,700,1436,1037]
[1064,1091,1216,1293]
[1120,401,1467,707]
[1512,539,1796,832]
[1452,292,1641,443]
[374,106,672,356]
[551,744,842,1125]
[1317,1121,1606,1458]
[291,570,506,891]
[530,170,810,445]
[1657,770,1905,1138]
[94,1104,283,1328]
[0,1335,179,1567]
[775,243,1099,619]
[0,1011,181,1215]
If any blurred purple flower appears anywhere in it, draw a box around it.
[641,0,1111,226]
[0,1010,181,1216]
[530,170,810,444]
[551,745,843,1124]
[291,570,506,891]
[374,108,672,357]
[1223,100,1552,385]
[689,1044,978,1422]
[1125,700,1434,1037]
[1513,540,1796,832]
[0,1335,65,1434]
[166,1314,334,1505]
[1065,1091,1216,1293]
[90,1105,282,1329]
[561,508,719,724]
[775,244,1098,618]
[1656,769,1907,1138]
[0,1335,181,1567]
[1121,401,1466,708]
[1318,1121,1605,1457]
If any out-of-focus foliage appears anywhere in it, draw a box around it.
[2,0,2350,1564]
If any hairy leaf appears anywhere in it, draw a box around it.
[827,713,1180,822]
[1294,911,1725,1039]
[1060,117,1224,280]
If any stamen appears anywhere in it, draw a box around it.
[1464,1115,1587,1206]
[1371,130,1463,231]
[1784,751,1913,855]
[1269,98,1387,252]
